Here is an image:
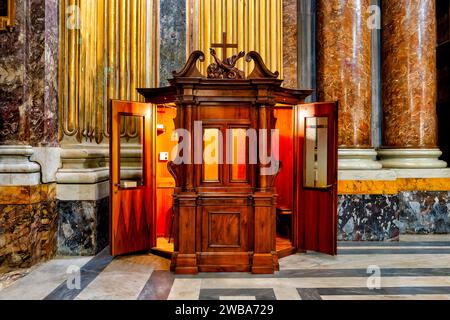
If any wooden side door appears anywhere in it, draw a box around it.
[109,100,156,256]
[293,102,338,255]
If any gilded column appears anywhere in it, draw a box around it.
[378,0,447,168]
[316,0,381,170]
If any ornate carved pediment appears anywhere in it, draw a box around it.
[172,48,281,81]
[245,51,280,79]
[172,50,205,78]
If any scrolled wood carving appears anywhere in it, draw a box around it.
[245,51,280,79]
[172,50,205,78]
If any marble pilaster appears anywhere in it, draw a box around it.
[0,0,59,147]
[371,0,381,149]
[159,0,186,86]
[380,0,447,169]
[316,0,381,170]
[0,0,60,270]
[298,0,316,100]
[283,0,298,89]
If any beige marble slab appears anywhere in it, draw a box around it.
[273,287,302,300]
[279,253,450,270]
[401,235,450,242]
[322,294,450,300]
[168,279,202,300]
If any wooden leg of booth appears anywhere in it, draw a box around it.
[272,251,280,271]
[173,194,198,275]
[252,253,276,274]
[173,253,198,275]
[252,194,277,274]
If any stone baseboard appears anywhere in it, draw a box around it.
[398,191,450,234]
[338,194,400,241]
[57,197,109,256]
[338,190,450,241]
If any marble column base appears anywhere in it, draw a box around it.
[0,146,41,186]
[378,149,448,169]
[338,149,382,170]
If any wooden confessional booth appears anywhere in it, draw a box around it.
[109,50,338,274]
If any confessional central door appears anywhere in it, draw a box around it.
[109,100,156,256]
[294,102,338,255]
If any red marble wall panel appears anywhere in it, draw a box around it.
[381,0,438,148]
[316,0,373,148]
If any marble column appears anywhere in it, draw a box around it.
[378,0,447,169]
[0,0,59,269]
[316,0,381,170]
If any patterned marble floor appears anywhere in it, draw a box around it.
[1,236,450,300]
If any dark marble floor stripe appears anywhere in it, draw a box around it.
[176,268,450,279]
[137,270,175,300]
[43,247,114,300]
[199,289,276,300]
[317,286,450,296]
[338,249,450,255]
[338,241,450,247]
[297,288,322,300]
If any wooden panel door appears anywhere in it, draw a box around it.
[294,102,338,255]
[110,100,156,256]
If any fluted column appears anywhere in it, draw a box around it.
[316,0,381,170]
[378,0,447,169]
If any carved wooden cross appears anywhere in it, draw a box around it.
[211,32,238,59]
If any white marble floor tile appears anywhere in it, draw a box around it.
[200,277,450,290]
[0,257,93,300]
[341,246,450,250]
[75,255,158,300]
